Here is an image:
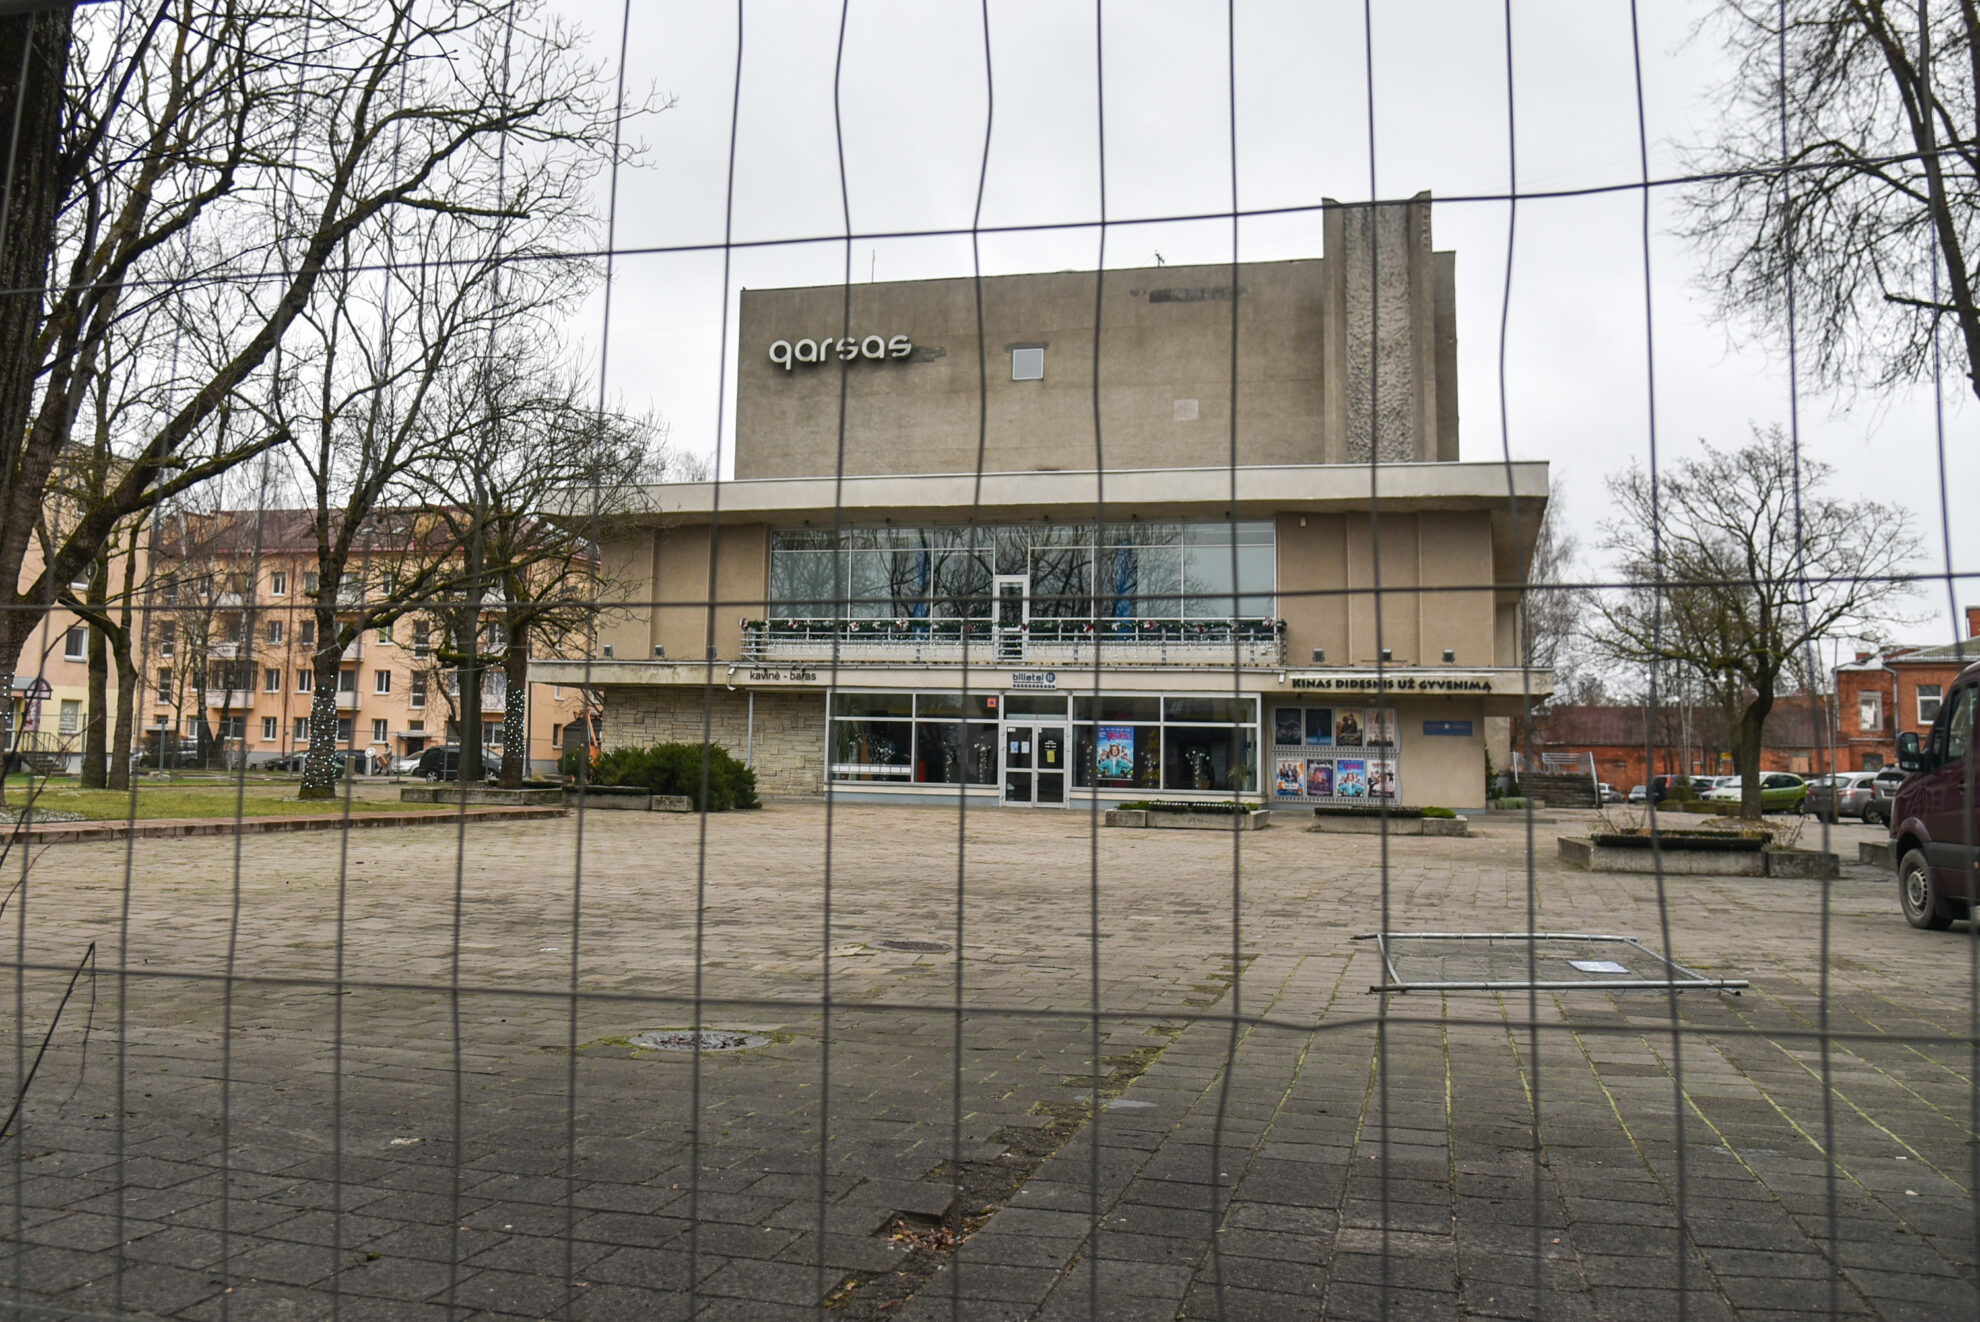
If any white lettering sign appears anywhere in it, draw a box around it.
[769,335,912,371]
[1010,671,1058,691]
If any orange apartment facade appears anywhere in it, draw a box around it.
[138,511,586,774]
[1833,606,1980,772]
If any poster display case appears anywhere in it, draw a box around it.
[1270,704,1399,803]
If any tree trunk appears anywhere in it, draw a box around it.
[109,639,136,793]
[299,616,344,800]
[1732,693,1774,820]
[499,632,528,788]
[80,551,110,787]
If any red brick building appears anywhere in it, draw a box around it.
[1833,607,1980,771]
[1530,693,1836,795]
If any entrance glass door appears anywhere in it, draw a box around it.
[1001,722,1067,806]
[994,576,1027,663]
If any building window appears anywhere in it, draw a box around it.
[294,716,309,741]
[484,722,504,747]
[156,667,172,702]
[1858,691,1882,734]
[1918,684,1943,724]
[372,718,389,744]
[259,716,276,741]
[159,622,175,658]
[553,685,563,700]
[336,717,354,743]
[217,715,245,741]
[830,691,996,785]
[410,672,426,708]
[338,668,356,693]
[551,724,562,748]
[299,620,316,645]
[270,571,287,596]
[303,571,320,594]
[378,623,393,645]
[64,627,86,661]
[184,716,201,737]
[408,719,424,734]
[264,667,282,692]
[297,668,314,693]
[768,520,1275,623]
[1011,346,1044,381]
[58,699,80,734]
[413,620,431,657]
[374,669,391,694]
[267,620,283,645]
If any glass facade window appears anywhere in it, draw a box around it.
[831,691,999,785]
[770,520,1273,623]
[1073,694,1260,794]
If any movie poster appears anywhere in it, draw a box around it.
[1334,709,1363,747]
[1273,707,1303,747]
[1304,708,1334,745]
[1365,708,1396,747]
[1095,726,1136,782]
[1305,759,1334,797]
[1275,758,1305,797]
[1336,759,1368,797]
[1370,759,1398,799]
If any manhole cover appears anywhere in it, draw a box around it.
[874,939,952,953]
[628,1030,769,1052]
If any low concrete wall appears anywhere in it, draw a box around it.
[1558,836,1839,878]
[568,790,651,811]
[1104,808,1269,831]
[401,786,564,807]
[1859,839,1894,868]
[1309,815,1469,837]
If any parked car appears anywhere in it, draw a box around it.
[1703,772,1809,813]
[1892,658,1979,929]
[1626,784,1647,805]
[1597,782,1622,805]
[388,752,424,776]
[1806,771,1881,822]
[1861,767,1909,826]
[411,745,502,782]
[1690,776,1724,793]
[1648,774,1705,803]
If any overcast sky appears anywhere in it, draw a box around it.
[550,0,1973,654]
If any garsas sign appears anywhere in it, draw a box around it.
[769,334,912,371]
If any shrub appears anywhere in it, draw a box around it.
[590,742,760,811]
[1419,806,1457,818]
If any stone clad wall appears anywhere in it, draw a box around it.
[599,685,826,796]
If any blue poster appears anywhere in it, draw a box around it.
[1096,726,1135,782]
[1304,708,1334,745]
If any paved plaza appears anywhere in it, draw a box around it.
[0,803,1973,1320]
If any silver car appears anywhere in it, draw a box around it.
[1807,771,1880,822]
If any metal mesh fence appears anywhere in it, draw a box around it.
[1,2,1976,1320]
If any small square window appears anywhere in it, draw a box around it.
[270,572,287,596]
[1919,684,1943,724]
[1011,347,1044,381]
[63,626,87,661]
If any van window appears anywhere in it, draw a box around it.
[1942,685,1971,763]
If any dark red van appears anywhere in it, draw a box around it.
[1893,658,1980,929]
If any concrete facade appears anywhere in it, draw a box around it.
[735,195,1454,480]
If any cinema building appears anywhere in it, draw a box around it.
[536,196,1552,811]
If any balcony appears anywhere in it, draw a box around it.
[741,618,1287,669]
[335,690,360,710]
[205,690,257,709]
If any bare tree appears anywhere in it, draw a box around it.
[423,344,689,786]
[1686,1,1980,401]
[0,0,625,795]
[1591,427,1919,816]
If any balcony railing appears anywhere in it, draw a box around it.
[741,618,1286,668]
[205,690,256,709]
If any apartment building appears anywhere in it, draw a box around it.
[142,510,586,774]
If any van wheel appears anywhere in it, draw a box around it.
[1899,849,1954,930]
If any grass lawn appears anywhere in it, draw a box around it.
[1,782,437,821]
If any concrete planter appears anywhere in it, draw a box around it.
[1309,814,1469,837]
[1559,836,1840,879]
[567,789,652,811]
[1104,808,1269,831]
[650,795,696,813]
[1859,839,1894,868]
[400,786,563,807]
